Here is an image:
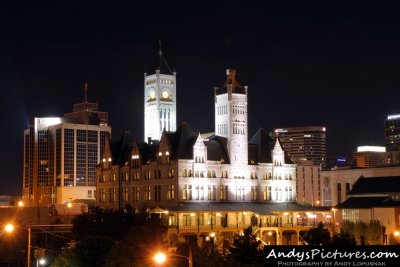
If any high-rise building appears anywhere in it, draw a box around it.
[273,126,327,168]
[23,98,111,206]
[385,114,400,152]
[144,43,176,142]
[353,146,388,168]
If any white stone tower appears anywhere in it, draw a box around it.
[214,69,248,178]
[144,42,177,142]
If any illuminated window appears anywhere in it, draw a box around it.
[123,187,129,202]
[144,186,151,201]
[99,189,106,202]
[133,187,140,202]
[167,185,175,200]
[109,188,116,202]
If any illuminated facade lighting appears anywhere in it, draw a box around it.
[357,146,386,152]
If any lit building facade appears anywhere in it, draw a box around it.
[274,126,327,168]
[320,166,400,207]
[385,114,400,165]
[144,45,176,142]
[296,161,322,206]
[336,176,400,242]
[385,114,400,152]
[97,69,332,246]
[23,101,111,206]
[353,146,388,168]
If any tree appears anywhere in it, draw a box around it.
[366,220,382,245]
[226,227,263,266]
[330,232,356,246]
[303,222,330,245]
[52,206,167,266]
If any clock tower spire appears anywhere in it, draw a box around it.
[144,42,177,142]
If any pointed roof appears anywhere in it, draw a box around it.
[248,128,293,164]
[109,132,136,165]
[204,136,230,163]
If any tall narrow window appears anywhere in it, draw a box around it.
[167,185,175,200]
[123,187,129,202]
[155,185,161,202]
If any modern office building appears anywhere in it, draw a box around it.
[97,69,333,246]
[273,126,327,168]
[353,146,388,168]
[385,114,400,165]
[144,43,177,142]
[385,114,400,152]
[23,98,111,206]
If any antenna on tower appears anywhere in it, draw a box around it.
[84,82,88,102]
[158,40,162,69]
[157,40,173,74]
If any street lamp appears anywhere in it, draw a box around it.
[38,258,46,266]
[154,252,167,264]
[4,223,32,267]
[153,251,193,267]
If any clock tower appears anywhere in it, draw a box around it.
[144,42,177,142]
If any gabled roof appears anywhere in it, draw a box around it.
[109,132,136,166]
[248,128,293,164]
[348,176,400,195]
[204,136,230,163]
[163,122,198,160]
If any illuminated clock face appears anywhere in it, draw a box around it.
[162,91,169,99]
[149,91,156,99]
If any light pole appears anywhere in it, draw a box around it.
[331,208,337,234]
[154,251,193,267]
[4,223,31,267]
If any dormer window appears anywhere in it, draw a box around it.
[166,151,170,163]
[131,154,140,167]
[102,158,110,170]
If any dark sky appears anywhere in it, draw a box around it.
[1,1,400,195]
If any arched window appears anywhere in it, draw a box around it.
[195,171,199,177]
[188,169,193,177]
[183,169,187,177]
[268,172,272,179]
[212,170,216,178]
[207,170,211,178]
[200,171,204,177]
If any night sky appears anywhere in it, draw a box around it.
[1,1,400,195]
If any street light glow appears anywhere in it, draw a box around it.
[394,231,399,237]
[154,252,167,264]
[39,258,46,265]
[4,224,14,233]
[18,201,24,207]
